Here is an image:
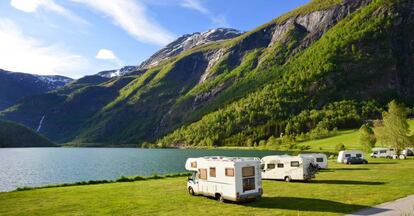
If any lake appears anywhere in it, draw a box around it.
[0,148,286,192]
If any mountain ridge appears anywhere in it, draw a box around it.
[1,0,413,147]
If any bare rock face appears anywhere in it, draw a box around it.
[138,28,243,70]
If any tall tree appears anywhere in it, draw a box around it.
[374,101,411,152]
[359,124,376,152]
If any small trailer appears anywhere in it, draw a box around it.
[403,148,414,156]
[261,155,318,182]
[185,156,263,202]
[337,150,364,163]
[299,153,328,169]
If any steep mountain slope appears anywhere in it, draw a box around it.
[0,120,56,147]
[1,0,413,147]
[0,69,73,110]
[159,0,414,147]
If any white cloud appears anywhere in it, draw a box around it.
[95,49,122,67]
[180,0,229,27]
[70,0,175,46]
[180,0,209,14]
[10,0,87,24]
[95,49,116,60]
[0,18,90,78]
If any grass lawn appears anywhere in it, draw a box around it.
[1,158,413,216]
[298,119,414,153]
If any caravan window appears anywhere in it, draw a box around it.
[225,168,234,177]
[209,167,216,177]
[290,161,300,167]
[198,169,207,180]
[380,150,386,154]
[277,163,284,168]
[356,154,362,158]
[316,158,324,162]
[345,154,351,158]
[191,162,197,168]
[267,164,275,169]
[242,167,255,177]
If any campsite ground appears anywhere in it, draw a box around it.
[0,157,413,216]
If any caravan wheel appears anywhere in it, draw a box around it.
[284,176,292,182]
[188,187,195,196]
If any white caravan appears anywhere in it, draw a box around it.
[185,156,262,202]
[261,155,318,182]
[299,153,328,169]
[337,150,364,163]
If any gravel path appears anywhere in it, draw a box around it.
[347,195,414,216]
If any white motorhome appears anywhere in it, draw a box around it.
[370,147,397,158]
[261,155,318,182]
[185,156,262,202]
[299,153,328,169]
[337,150,364,163]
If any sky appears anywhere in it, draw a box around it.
[0,0,310,78]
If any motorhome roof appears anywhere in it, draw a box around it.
[200,156,260,162]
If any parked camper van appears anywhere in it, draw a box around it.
[185,156,262,202]
[370,148,397,158]
[299,153,328,169]
[337,150,364,163]
[261,155,318,182]
[371,147,411,159]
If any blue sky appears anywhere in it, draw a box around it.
[0,0,309,78]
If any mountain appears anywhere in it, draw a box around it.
[0,69,73,110]
[138,28,243,69]
[0,120,56,147]
[96,66,138,78]
[1,0,413,147]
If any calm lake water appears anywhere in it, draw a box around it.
[0,148,286,192]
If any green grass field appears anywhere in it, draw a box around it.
[1,158,413,216]
[297,120,414,153]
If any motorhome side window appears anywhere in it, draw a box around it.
[290,161,300,167]
[345,154,351,157]
[277,163,284,168]
[316,158,324,162]
[191,162,197,168]
[267,164,275,169]
[209,167,216,177]
[225,168,234,177]
[199,169,207,180]
[356,154,362,158]
[380,150,386,154]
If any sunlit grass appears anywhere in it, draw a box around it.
[0,158,413,216]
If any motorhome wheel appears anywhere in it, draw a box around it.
[188,187,195,196]
[215,193,224,202]
[284,176,291,182]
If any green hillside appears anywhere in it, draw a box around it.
[1,0,413,147]
[0,120,55,147]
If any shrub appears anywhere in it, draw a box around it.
[335,143,346,152]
